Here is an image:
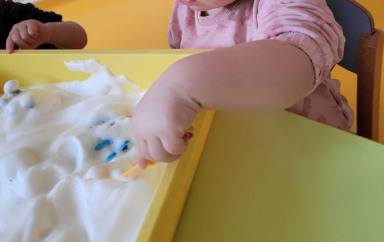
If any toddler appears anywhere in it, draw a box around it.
[132,0,354,167]
[0,0,87,53]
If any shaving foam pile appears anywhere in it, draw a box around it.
[0,59,164,241]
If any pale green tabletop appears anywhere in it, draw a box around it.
[173,110,384,242]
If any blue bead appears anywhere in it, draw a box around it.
[95,139,113,151]
[116,140,130,153]
[105,152,117,163]
[95,119,108,126]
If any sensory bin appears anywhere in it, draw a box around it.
[0,50,214,241]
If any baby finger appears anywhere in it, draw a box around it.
[147,137,181,163]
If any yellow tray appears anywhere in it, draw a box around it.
[0,50,214,242]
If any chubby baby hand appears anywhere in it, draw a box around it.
[132,77,200,168]
[6,19,51,53]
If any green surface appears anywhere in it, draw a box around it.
[173,110,384,242]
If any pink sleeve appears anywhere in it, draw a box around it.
[256,0,345,87]
[168,3,183,49]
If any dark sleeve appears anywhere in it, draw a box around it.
[0,0,63,49]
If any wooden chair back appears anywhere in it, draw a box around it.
[326,0,384,141]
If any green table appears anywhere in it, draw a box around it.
[173,110,384,242]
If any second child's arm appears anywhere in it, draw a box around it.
[133,39,315,165]
[43,21,87,49]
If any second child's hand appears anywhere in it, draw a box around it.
[6,19,50,53]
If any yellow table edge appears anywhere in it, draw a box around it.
[136,110,215,242]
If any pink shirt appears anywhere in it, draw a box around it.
[168,0,354,130]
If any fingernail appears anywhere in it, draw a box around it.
[138,161,148,169]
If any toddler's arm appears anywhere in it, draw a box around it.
[133,39,314,167]
[6,19,87,53]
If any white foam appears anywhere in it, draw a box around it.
[0,59,164,241]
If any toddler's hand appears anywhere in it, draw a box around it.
[132,77,200,167]
[6,19,51,53]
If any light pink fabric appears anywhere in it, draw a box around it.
[168,0,354,130]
